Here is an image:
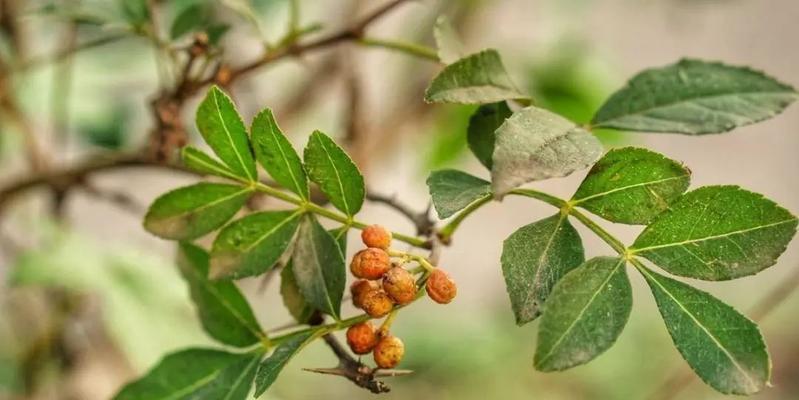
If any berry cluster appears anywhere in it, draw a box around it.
[345,225,457,368]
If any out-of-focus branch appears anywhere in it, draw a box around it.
[15,34,128,72]
[366,191,434,236]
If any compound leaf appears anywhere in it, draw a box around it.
[251,109,309,200]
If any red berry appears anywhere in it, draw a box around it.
[382,266,417,305]
[360,289,394,318]
[350,248,391,280]
[351,279,378,308]
[426,268,457,304]
[361,225,392,249]
[346,322,378,355]
[373,335,405,369]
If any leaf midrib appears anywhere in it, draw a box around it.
[313,134,351,215]
[536,258,625,366]
[184,149,240,180]
[161,368,221,400]
[158,187,251,221]
[302,219,338,318]
[595,90,797,126]
[527,214,567,312]
[241,210,303,253]
[572,175,689,204]
[185,262,263,342]
[212,90,254,181]
[222,355,259,400]
[640,267,759,392]
[632,219,796,253]
[268,118,307,200]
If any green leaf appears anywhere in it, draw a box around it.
[209,210,302,280]
[251,108,309,200]
[280,262,315,324]
[631,186,797,280]
[426,169,491,219]
[143,183,251,240]
[491,106,603,196]
[196,86,257,181]
[467,102,512,169]
[424,49,526,104]
[114,348,260,400]
[170,3,208,39]
[254,332,316,396]
[290,215,346,319]
[534,257,631,371]
[501,214,585,325]
[572,147,691,224]
[280,228,346,324]
[637,265,769,394]
[592,59,799,135]
[303,131,365,216]
[433,15,465,64]
[181,146,240,180]
[177,243,264,347]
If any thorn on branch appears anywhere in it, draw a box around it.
[309,333,410,394]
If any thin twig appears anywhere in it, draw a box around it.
[366,191,435,235]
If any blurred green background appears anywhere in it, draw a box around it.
[1,1,798,399]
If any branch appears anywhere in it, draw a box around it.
[366,191,434,235]
[303,333,408,394]
[192,0,413,91]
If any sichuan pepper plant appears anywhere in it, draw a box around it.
[115,15,799,400]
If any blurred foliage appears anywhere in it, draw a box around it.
[6,228,209,370]
[79,102,132,150]
[526,41,625,146]
[423,104,477,171]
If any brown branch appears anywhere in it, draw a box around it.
[191,0,412,91]
[366,191,434,235]
[304,333,399,394]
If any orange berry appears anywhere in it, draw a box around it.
[360,289,394,318]
[382,266,417,305]
[351,279,378,308]
[373,335,404,369]
[361,225,392,249]
[346,322,379,355]
[426,268,457,304]
[350,248,390,280]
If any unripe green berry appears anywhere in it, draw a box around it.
[373,335,404,369]
[350,248,390,280]
[426,268,457,304]
[346,322,378,355]
[361,224,392,249]
[359,288,394,318]
[351,279,378,308]
[382,266,416,305]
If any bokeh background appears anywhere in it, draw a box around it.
[1,0,798,399]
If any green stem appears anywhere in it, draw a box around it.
[250,182,429,248]
[508,188,567,208]
[358,37,440,62]
[568,208,628,255]
[388,249,436,271]
[438,194,492,240]
[508,188,629,257]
